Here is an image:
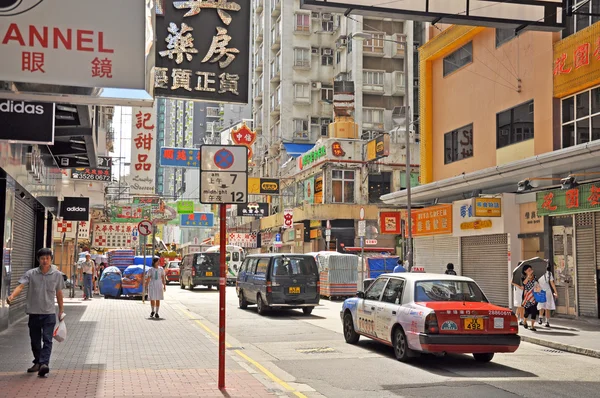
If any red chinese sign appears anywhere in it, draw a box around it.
[130,107,156,195]
[537,183,600,216]
[230,124,256,159]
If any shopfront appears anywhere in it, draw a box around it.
[537,182,600,318]
[411,204,459,275]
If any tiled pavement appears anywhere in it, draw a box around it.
[0,294,276,397]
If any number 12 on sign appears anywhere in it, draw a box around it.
[200,171,248,204]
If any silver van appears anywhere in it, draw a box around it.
[236,254,320,315]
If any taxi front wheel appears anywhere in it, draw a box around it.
[343,313,360,344]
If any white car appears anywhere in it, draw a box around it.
[341,273,520,363]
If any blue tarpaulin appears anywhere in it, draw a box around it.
[282,143,315,157]
[99,266,122,298]
[122,265,146,295]
[366,257,400,279]
[133,256,159,266]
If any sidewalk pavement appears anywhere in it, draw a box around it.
[519,316,600,359]
[0,294,276,398]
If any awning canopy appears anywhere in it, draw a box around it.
[282,143,315,157]
[381,140,600,205]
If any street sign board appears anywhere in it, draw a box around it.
[180,212,214,227]
[360,207,365,220]
[365,239,378,245]
[200,145,248,204]
[138,220,152,236]
[325,229,331,236]
[283,209,294,229]
[358,220,366,237]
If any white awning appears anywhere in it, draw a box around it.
[381,140,600,205]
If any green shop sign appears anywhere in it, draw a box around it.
[537,182,600,216]
[302,146,326,167]
[177,200,194,214]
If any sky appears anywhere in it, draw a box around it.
[110,106,133,181]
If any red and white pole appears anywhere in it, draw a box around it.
[218,204,227,390]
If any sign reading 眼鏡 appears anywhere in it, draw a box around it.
[154,0,250,104]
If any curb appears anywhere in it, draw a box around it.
[521,335,600,359]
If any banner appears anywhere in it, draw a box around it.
[160,147,200,168]
[177,201,194,214]
[237,202,269,217]
[92,223,137,248]
[130,106,157,195]
[180,213,214,227]
[71,156,112,182]
[228,233,257,248]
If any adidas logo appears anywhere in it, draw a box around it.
[66,207,87,212]
[0,100,45,115]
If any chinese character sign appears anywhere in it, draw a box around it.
[537,183,600,216]
[180,212,215,227]
[160,147,201,168]
[154,0,250,104]
[0,0,148,91]
[409,205,452,237]
[228,232,257,248]
[71,156,112,182]
[92,223,137,248]
[452,199,504,237]
[130,107,157,195]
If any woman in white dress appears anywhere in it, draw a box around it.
[145,258,166,319]
[537,265,558,327]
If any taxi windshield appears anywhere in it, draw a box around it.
[414,280,488,303]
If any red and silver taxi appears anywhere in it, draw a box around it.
[340,273,520,363]
[165,260,181,284]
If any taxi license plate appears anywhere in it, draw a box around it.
[289,287,300,294]
[206,272,213,277]
[464,317,484,331]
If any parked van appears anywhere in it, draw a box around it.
[180,252,221,290]
[205,245,245,284]
[236,254,320,315]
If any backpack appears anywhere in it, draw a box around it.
[445,270,457,275]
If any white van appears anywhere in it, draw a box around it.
[205,245,245,285]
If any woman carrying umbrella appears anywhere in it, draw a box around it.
[522,264,540,331]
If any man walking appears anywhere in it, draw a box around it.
[81,254,95,300]
[393,259,407,273]
[6,248,65,377]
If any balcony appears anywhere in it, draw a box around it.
[270,88,281,115]
[293,131,310,141]
[293,59,311,71]
[270,27,281,51]
[270,61,280,83]
[391,71,405,96]
[255,26,263,44]
[363,32,385,57]
[254,0,263,13]
[392,33,406,58]
[254,89,263,102]
[254,54,263,73]
[271,0,280,18]
[206,107,220,118]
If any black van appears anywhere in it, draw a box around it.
[180,252,221,290]
[236,254,320,315]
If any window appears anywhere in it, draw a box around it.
[495,28,516,47]
[415,280,488,303]
[563,0,600,38]
[382,278,405,304]
[496,100,534,148]
[363,70,384,86]
[321,48,333,65]
[562,86,600,148]
[321,85,333,102]
[336,50,341,64]
[365,277,387,301]
[348,37,352,53]
[363,108,384,124]
[444,123,473,164]
[256,258,269,275]
[294,118,308,132]
[363,32,384,53]
[294,48,310,68]
[232,252,240,262]
[295,13,310,32]
[272,257,318,276]
[368,172,391,203]
[321,118,331,136]
[332,169,355,203]
[443,42,473,76]
[321,14,334,31]
[294,83,310,101]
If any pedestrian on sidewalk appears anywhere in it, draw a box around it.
[81,254,95,300]
[537,264,558,328]
[95,261,106,294]
[522,264,540,331]
[512,276,525,325]
[6,248,65,377]
[444,263,457,275]
[145,258,166,319]
[393,259,407,273]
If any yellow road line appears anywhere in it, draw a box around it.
[180,308,307,398]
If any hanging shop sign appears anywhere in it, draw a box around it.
[230,124,256,159]
[237,202,269,217]
[314,174,323,204]
[160,147,201,168]
[331,141,346,157]
[59,197,90,222]
[408,204,452,237]
[473,197,501,217]
[71,156,112,182]
[132,197,161,205]
[0,0,149,91]
[92,223,137,248]
[554,22,600,98]
[520,202,544,234]
[248,177,279,194]
[283,208,294,229]
[0,100,55,144]
[379,211,401,234]
[300,146,326,169]
[366,134,390,162]
[177,201,194,214]
[452,199,504,237]
[180,212,215,227]
[228,232,257,248]
[130,106,156,195]
[154,0,250,104]
[536,182,600,216]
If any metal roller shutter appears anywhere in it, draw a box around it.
[576,213,597,317]
[461,234,508,307]
[10,196,36,315]
[596,212,600,274]
[414,235,460,275]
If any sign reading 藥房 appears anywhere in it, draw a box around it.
[154,0,250,104]
[71,156,112,182]
[536,182,600,216]
[200,145,248,204]
[160,147,201,168]
[0,0,149,90]
[0,100,55,144]
[130,106,156,195]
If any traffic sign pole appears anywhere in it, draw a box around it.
[218,204,226,390]
[359,207,365,290]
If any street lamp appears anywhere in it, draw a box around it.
[351,31,413,270]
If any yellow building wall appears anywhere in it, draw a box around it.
[496,139,535,166]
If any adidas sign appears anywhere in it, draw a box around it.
[66,207,87,212]
[0,100,45,115]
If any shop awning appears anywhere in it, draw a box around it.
[381,140,600,205]
[282,143,315,157]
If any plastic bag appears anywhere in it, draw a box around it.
[53,320,67,342]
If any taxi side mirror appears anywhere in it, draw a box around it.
[357,291,365,299]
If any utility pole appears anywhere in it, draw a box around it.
[403,36,413,271]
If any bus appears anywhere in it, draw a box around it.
[205,245,245,284]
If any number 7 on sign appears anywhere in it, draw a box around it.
[230,174,237,184]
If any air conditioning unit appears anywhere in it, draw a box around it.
[336,35,348,49]
[323,48,333,55]
[311,82,322,90]
[104,107,114,115]
[311,47,319,55]
[322,13,333,20]
[311,12,320,19]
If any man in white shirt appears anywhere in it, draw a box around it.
[80,254,95,300]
